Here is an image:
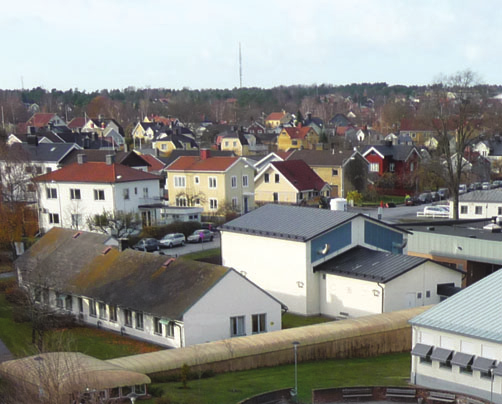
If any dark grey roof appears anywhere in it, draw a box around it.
[287,149,366,167]
[329,114,352,127]
[16,228,239,320]
[13,142,78,163]
[459,189,502,203]
[362,144,419,162]
[59,150,149,167]
[220,204,358,242]
[401,220,502,242]
[313,246,428,283]
[158,149,234,166]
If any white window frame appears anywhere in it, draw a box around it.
[252,313,266,334]
[174,176,186,188]
[194,176,200,185]
[230,315,245,337]
[232,197,238,209]
[71,214,81,228]
[94,189,105,201]
[124,309,133,327]
[209,198,218,210]
[166,321,175,338]
[143,187,149,198]
[135,312,144,330]
[109,305,117,322]
[389,162,395,172]
[89,299,97,317]
[98,302,107,320]
[231,176,237,188]
[242,175,249,187]
[209,177,217,189]
[370,163,379,172]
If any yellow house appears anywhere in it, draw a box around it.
[153,131,199,155]
[219,132,249,156]
[287,149,369,197]
[254,160,330,205]
[265,111,291,128]
[277,126,320,151]
[165,150,255,215]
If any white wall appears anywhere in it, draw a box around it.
[221,231,311,314]
[385,262,462,312]
[183,270,282,346]
[454,199,502,219]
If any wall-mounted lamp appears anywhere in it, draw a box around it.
[240,270,247,277]
[372,289,380,297]
[317,243,330,255]
[297,281,304,288]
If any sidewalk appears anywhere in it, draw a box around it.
[0,338,13,363]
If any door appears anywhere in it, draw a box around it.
[405,293,416,308]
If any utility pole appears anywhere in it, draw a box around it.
[1,106,4,129]
[239,42,242,88]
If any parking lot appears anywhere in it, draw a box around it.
[156,234,221,256]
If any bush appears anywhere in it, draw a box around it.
[148,385,164,397]
[5,285,28,305]
[346,191,363,206]
[0,278,16,292]
[141,221,204,240]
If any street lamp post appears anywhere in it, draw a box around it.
[291,341,300,401]
[490,366,496,404]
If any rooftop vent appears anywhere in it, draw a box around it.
[162,257,176,267]
[72,231,82,239]
[102,246,112,255]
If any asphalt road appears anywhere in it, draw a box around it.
[348,203,441,224]
[155,234,221,256]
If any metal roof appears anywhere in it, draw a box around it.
[220,204,358,242]
[314,246,429,283]
[459,189,502,203]
[410,268,502,342]
[403,221,502,242]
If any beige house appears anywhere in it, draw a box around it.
[254,160,330,205]
[165,150,255,215]
[287,149,369,197]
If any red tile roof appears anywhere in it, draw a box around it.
[67,117,86,129]
[34,162,161,183]
[271,160,327,192]
[27,113,57,128]
[140,154,166,172]
[266,112,285,121]
[283,126,312,139]
[167,156,239,172]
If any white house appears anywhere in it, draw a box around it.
[410,269,502,403]
[453,189,502,219]
[16,228,285,348]
[34,154,162,233]
[221,204,461,316]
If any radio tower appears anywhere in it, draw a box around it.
[239,42,242,88]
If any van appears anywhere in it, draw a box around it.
[459,184,467,194]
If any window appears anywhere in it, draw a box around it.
[370,163,379,172]
[70,188,81,200]
[499,206,502,215]
[233,141,237,147]
[143,187,149,198]
[426,290,431,298]
[252,314,266,334]
[166,321,175,338]
[109,305,117,322]
[46,187,57,199]
[78,297,83,313]
[89,300,97,317]
[65,295,72,311]
[275,174,280,183]
[123,188,130,200]
[232,197,238,209]
[174,176,186,187]
[475,206,483,215]
[94,189,105,200]
[194,176,200,185]
[410,162,415,172]
[209,177,217,188]
[231,176,237,188]
[292,140,298,146]
[230,316,245,337]
[242,175,249,187]
[124,309,132,327]
[209,198,218,210]
[135,312,144,330]
[99,302,107,319]
[36,166,42,174]
[46,167,52,173]
[134,187,138,195]
[161,144,166,150]
[273,192,278,203]
[34,288,41,303]
[332,169,338,176]
[56,292,63,308]
[389,163,395,172]
[154,317,162,335]
[417,292,422,299]
[461,205,468,214]
[71,214,81,228]
[264,173,270,183]
[48,213,60,224]
[176,197,187,207]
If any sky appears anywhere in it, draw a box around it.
[1,0,501,91]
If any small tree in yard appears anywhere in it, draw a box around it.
[87,209,140,238]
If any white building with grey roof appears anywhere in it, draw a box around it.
[453,189,502,219]
[220,204,461,316]
[410,269,502,402]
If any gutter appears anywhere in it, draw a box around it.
[377,282,385,313]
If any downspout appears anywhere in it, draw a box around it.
[377,282,384,313]
[174,322,184,348]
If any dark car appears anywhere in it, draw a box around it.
[430,192,440,202]
[418,192,433,204]
[438,188,450,200]
[133,238,160,252]
[187,229,214,243]
[405,196,421,206]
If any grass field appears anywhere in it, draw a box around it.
[144,353,411,404]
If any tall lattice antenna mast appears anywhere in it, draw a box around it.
[239,42,242,88]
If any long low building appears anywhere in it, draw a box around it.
[15,228,285,348]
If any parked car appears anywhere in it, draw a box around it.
[430,192,440,202]
[482,182,491,190]
[493,180,502,188]
[458,184,467,194]
[438,188,450,200]
[405,196,421,206]
[133,238,160,252]
[187,229,214,243]
[418,192,433,204]
[159,233,186,248]
[423,206,450,217]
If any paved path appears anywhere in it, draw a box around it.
[0,272,15,362]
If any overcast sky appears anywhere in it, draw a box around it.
[1,0,500,91]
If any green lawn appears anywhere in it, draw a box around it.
[145,353,411,404]
[282,313,333,329]
[182,247,221,261]
[0,284,162,359]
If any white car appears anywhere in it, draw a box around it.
[159,233,186,248]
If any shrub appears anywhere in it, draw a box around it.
[346,191,363,206]
[0,278,16,292]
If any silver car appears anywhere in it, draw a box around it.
[187,229,214,243]
[159,233,186,248]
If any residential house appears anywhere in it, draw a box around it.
[221,204,461,316]
[453,190,502,220]
[410,269,502,402]
[16,228,285,348]
[19,113,68,133]
[399,118,437,146]
[34,154,162,233]
[447,151,491,182]
[253,151,292,173]
[165,150,255,215]
[473,135,502,173]
[362,143,421,194]
[152,127,198,155]
[67,117,87,132]
[82,117,124,137]
[303,113,325,136]
[131,121,165,144]
[254,160,330,205]
[287,149,369,197]
[265,111,291,128]
[59,149,151,171]
[218,129,249,156]
[276,126,320,151]
[246,121,266,135]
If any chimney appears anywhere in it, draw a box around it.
[77,154,87,164]
[106,154,115,165]
[200,149,211,160]
[118,238,128,252]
